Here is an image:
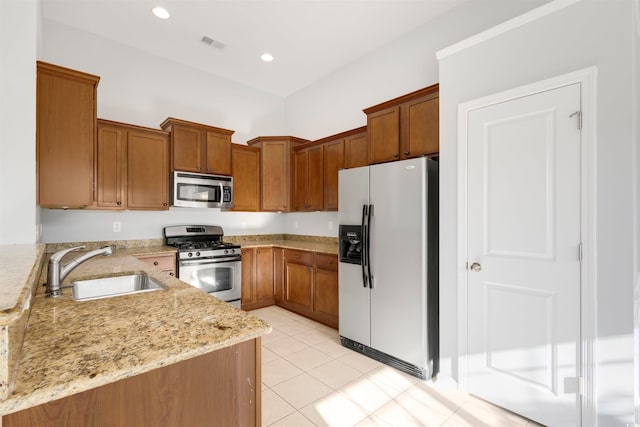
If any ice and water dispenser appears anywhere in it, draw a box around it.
[339,225,362,265]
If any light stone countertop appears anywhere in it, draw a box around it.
[0,249,271,416]
[227,238,338,255]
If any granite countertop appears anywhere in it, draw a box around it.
[0,249,271,416]
[227,236,338,255]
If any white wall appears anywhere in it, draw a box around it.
[439,0,637,423]
[0,0,38,244]
[41,208,285,243]
[285,0,551,141]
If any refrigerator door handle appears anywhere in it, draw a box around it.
[361,204,368,287]
[367,204,373,288]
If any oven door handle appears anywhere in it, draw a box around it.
[179,257,241,265]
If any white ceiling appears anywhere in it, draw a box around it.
[40,0,466,97]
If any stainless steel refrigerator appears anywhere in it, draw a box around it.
[337,157,438,380]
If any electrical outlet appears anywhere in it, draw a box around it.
[328,221,334,230]
[113,221,122,232]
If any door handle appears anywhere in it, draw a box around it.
[469,262,482,272]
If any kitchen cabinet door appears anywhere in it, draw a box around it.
[314,254,338,328]
[96,123,126,209]
[205,131,232,175]
[127,130,170,210]
[171,125,203,173]
[344,130,368,169]
[323,139,344,210]
[293,144,324,211]
[231,144,260,211]
[247,136,309,212]
[293,149,308,211]
[161,118,234,176]
[401,91,439,159]
[273,248,284,304]
[36,62,99,208]
[364,84,440,165]
[367,105,400,164]
[284,262,314,312]
[241,247,274,310]
[255,248,274,303]
[241,248,254,307]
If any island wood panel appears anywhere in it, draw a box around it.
[3,339,260,427]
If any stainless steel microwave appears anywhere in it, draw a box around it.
[171,171,233,209]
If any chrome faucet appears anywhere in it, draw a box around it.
[46,245,113,297]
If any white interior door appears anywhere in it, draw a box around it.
[466,83,582,426]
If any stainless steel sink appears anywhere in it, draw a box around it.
[72,274,164,301]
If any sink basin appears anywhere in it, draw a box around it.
[72,274,164,301]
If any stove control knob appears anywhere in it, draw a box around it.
[187,252,193,258]
[229,249,235,254]
[224,249,229,255]
[195,252,201,257]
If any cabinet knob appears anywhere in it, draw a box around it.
[393,153,399,158]
[117,201,122,206]
[169,272,174,276]
[163,203,168,206]
[404,151,409,156]
[153,261,159,266]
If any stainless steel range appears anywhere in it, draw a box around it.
[164,225,241,308]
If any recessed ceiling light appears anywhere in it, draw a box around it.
[152,6,170,20]
[261,53,274,62]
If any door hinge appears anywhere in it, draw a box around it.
[578,243,583,261]
[570,111,582,130]
[564,376,583,395]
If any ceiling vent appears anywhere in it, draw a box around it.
[201,36,225,50]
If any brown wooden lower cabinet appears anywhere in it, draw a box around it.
[278,249,339,328]
[314,254,339,329]
[135,253,176,277]
[241,247,275,310]
[3,339,261,427]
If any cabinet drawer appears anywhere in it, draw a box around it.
[284,249,313,266]
[137,254,176,271]
[315,253,337,271]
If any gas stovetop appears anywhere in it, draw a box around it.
[163,225,240,260]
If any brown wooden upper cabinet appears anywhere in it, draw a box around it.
[160,118,234,176]
[95,119,170,210]
[311,126,366,211]
[293,144,324,211]
[231,144,261,212]
[344,128,368,169]
[364,84,439,165]
[36,61,100,208]
[246,136,309,212]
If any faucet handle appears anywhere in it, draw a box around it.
[50,245,86,262]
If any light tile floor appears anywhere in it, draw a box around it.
[251,306,543,427]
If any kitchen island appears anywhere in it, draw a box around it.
[0,245,270,426]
